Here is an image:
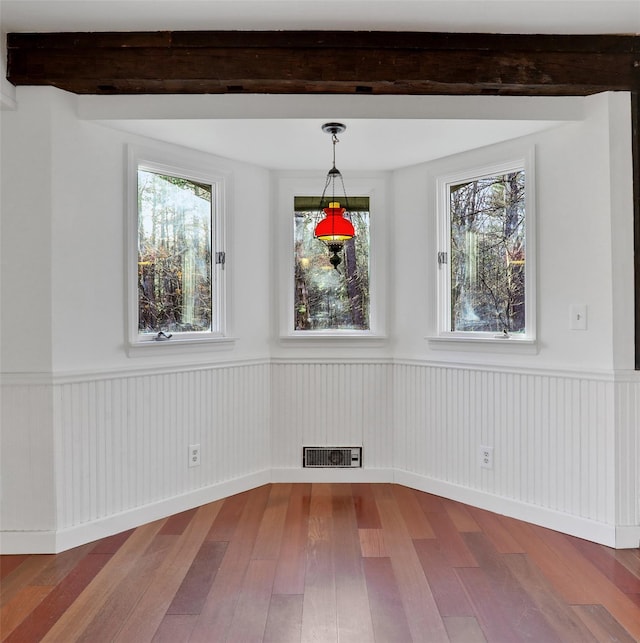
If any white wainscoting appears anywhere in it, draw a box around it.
[271,358,638,547]
[393,361,615,524]
[270,360,394,477]
[1,378,56,536]
[392,360,637,548]
[1,361,271,553]
[615,372,640,544]
[3,359,639,552]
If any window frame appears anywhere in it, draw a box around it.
[277,173,388,344]
[126,144,231,354]
[433,149,537,346]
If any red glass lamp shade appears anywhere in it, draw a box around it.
[314,202,355,243]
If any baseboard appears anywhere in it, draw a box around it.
[0,530,58,555]
[394,470,623,548]
[0,470,271,554]
[3,469,636,553]
[615,525,640,549]
[270,467,395,483]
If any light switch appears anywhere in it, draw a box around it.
[570,304,587,330]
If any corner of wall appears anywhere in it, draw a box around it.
[605,92,635,372]
[0,33,17,111]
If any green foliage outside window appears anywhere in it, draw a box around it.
[294,198,370,331]
[450,171,525,333]
[137,169,213,334]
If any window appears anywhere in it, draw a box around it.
[293,196,370,332]
[277,174,387,342]
[436,154,535,343]
[127,147,228,350]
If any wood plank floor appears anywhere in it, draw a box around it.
[2,484,639,642]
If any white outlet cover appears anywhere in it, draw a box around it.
[189,443,200,467]
[480,445,494,469]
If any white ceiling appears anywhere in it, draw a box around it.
[99,117,568,171]
[2,0,635,170]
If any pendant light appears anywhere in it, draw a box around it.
[314,122,355,269]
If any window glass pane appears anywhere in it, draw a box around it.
[294,199,370,331]
[137,169,212,334]
[450,171,525,333]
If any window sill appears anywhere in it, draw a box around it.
[426,334,538,354]
[127,335,236,358]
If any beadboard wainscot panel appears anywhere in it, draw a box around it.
[0,374,57,552]
[393,360,624,547]
[614,371,640,547]
[4,360,637,553]
[270,360,394,481]
[44,361,270,553]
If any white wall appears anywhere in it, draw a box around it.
[390,92,639,547]
[1,88,54,373]
[1,88,638,552]
[1,87,273,551]
[268,92,639,548]
[2,87,273,375]
[393,92,633,371]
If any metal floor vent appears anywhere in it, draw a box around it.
[303,446,362,468]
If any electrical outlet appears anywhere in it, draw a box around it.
[480,445,494,469]
[188,444,201,467]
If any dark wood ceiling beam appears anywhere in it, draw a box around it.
[6,31,640,96]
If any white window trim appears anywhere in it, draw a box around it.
[126,144,233,356]
[276,173,388,344]
[430,147,537,348]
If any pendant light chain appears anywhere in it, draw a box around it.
[332,132,339,168]
[314,122,355,269]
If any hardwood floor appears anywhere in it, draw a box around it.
[2,483,639,642]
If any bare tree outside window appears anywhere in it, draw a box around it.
[449,171,525,334]
[294,197,370,331]
[137,169,213,334]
